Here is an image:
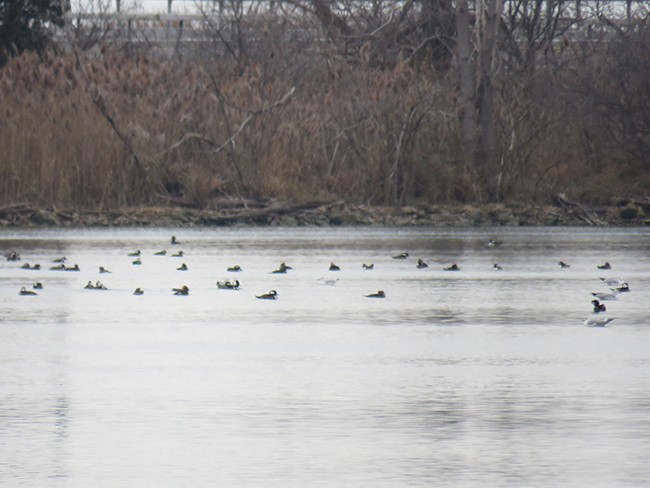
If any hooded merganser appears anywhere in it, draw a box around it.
[444,264,460,271]
[84,281,95,289]
[416,259,428,269]
[597,262,611,270]
[488,239,502,247]
[154,250,167,256]
[20,263,41,270]
[558,261,571,268]
[177,263,188,271]
[172,251,184,257]
[128,250,141,257]
[492,263,502,271]
[171,236,180,245]
[132,258,142,265]
[227,265,243,272]
[50,264,66,271]
[365,290,386,298]
[33,282,43,290]
[6,251,20,261]
[329,262,341,271]
[19,287,37,295]
[52,256,66,263]
[133,288,144,295]
[99,266,111,273]
[256,290,278,299]
[362,263,374,270]
[64,264,80,271]
[392,253,409,260]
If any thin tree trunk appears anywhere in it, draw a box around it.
[456,0,477,166]
[476,0,503,202]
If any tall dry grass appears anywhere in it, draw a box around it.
[0,28,646,212]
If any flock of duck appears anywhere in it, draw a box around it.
[6,235,393,301]
[4,236,632,326]
[5,235,459,301]
[557,260,631,327]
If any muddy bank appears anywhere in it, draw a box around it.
[1,197,649,228]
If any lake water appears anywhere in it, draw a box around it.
[1,226,649,487]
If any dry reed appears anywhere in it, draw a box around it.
[0,32,646,212]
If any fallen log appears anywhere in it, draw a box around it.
[201,200,332,225]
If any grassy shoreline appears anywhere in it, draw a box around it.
[1,201,648,228]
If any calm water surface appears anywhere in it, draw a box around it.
[1,226,649,487]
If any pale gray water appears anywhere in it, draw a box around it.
[1,226,649,487]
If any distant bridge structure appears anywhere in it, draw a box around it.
[60,0,647,56]
[71,0,648,21]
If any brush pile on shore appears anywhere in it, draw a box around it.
[1,196,648,228]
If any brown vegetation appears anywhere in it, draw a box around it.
[0,2,648,218]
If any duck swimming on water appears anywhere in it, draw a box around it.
[365,290,385,298]
[256,290,278,300]
[597,262,611,270]
[613,283,630,293]
[217,280,240,290]
[19,287,37,295]
[6,251,20,261]
[227,265,243,272]
[173,285,189,295]
[271,262,291,274]
[591,300,606,313]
